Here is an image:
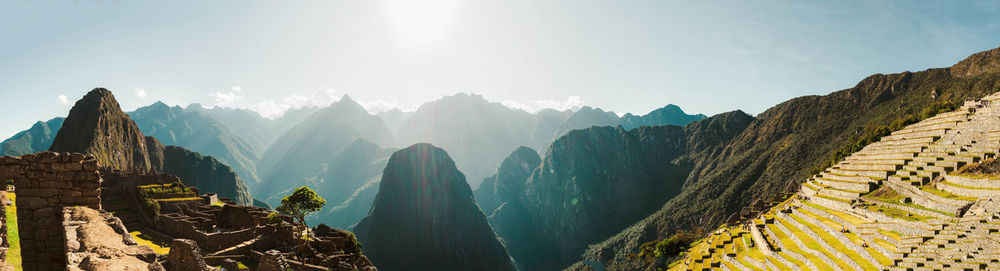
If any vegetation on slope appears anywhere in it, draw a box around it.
[579,46,1000,270]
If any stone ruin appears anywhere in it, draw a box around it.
[0,151,377,271]
[0,152,101,270]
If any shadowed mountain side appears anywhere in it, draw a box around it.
[575,46,1000,270]
[256,95,395,199]
[474,146,541,216]
[489,111,753,270]
[0,117,63,156]
[354,143,516,271]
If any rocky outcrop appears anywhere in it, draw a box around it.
[165,239,211,271]
[950,46,1000,78]
[63,206,161,271]
[354,144,515,271]
[473,146,541,216]
[49,88,252,205]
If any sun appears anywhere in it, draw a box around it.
[384,0,460,46]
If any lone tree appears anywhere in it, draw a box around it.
[276,186,326,227]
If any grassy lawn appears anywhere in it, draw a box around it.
[129,229,171,254]
[6,192,20,271]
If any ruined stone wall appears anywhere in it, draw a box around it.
[0,152,101,271]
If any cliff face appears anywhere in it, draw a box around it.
[49,88,153,171]
[473,146,541,215]
[354,144,516,271]
[49,88,252,205]
[950,46,1000,78]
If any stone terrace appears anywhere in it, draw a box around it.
[671,92,1000,271]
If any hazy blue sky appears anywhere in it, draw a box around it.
[1,0,999,139]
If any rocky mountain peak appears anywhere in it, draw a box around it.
[49,88,153,171]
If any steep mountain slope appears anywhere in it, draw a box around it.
[620,104,707,130]
[354,143,516,271]
[130,102,263,190]
[49,88,252,205]
[667,91,1000,270]
[256,96,395,201]
[473,146,541,216]
[0,117,63,156]
[491,112,753,270]
[577,46,1000,270]
[299,139,395,229]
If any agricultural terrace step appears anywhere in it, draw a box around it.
[886,127,949,138]
[936,181,1000,199]
[827,168,893,179]
[835,163,903,171]
[851,153,918,160]
[818,173,878,183]
[815,177,876,192]
[944,174,1000,189]
[817,187,862,200]
[841,158,910,165]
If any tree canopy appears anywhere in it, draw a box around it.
[276,186,326,227]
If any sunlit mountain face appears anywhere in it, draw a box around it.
[3,2,998,271]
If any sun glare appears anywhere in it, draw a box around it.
[384,0,459,46]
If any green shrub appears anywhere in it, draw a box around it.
[266,212,282,224]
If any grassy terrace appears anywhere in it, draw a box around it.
[787,212,878,270]
[797,208,893,267]
[6,192,19,271]
[764,221,829,270]
[155,197,203,202]
[775,217,852,270]
[919,184,978,201]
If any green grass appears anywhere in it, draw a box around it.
[6,192,21,271]
[775,217,852,270]
[129,229,171,254]
[918,185,977,201]
[787,212,878,270]
[765,222,832,270]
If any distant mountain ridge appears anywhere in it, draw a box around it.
[130,101,264,191]
[394,93,706,188]
[0,117,63,156]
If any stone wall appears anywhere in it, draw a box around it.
[0,152,101,271]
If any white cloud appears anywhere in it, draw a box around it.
[135,88,147,99]
[249,87,341,119]
[209,91,242,108]
[358,100,399,114]
[231,86,242,93]
[534,96,584,111]
[57,94,70,105]
[498,96,585,113]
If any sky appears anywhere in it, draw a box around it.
[1,1,1000,139]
